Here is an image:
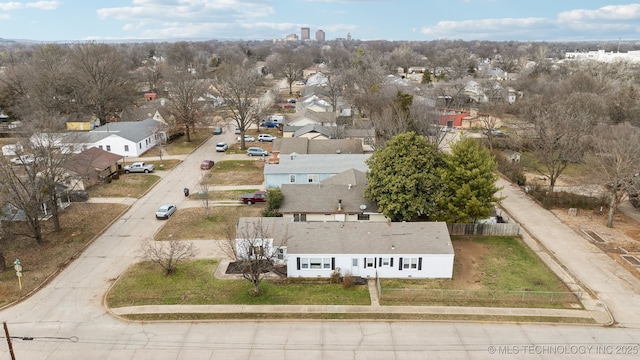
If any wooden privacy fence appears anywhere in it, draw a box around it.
[447,223,520,236]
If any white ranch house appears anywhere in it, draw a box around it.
[236,218,454,279]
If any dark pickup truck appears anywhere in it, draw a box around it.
[240,191,267,205]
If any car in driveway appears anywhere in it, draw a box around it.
[156,204,177,219]
[200,160,215,170]
[247,147,269,157]
[215,142,229,152]
[258,134,277,142]
[237,135,255,142]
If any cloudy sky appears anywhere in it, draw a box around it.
[1,0,640,42]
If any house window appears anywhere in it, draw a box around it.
[307,174,319,183]
[277,247,286,260]
[124,145,129,152]
[98,145,103,150]
[251,245,264,256]
[381,258,390,267]
[293,213,306,222]
[403,257,419,270]
[300,257,331,270]
[358,213,370,220]
[366,258,375,268]
[289,174,296,183]
[106,145,111,151]
[352,258,358,267]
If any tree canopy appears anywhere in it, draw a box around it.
[435,136,501,223]
[365,132,443,221]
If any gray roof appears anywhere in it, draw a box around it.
[237,218,453,255]
[279,170,378,213]
[272,138,363,155]
[264,154,370,175]
[78,118,164,143]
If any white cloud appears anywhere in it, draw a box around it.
[0,1,60,11]
[25,1,62,10]
[558,4,640,22]
[421,17,549,39]
[0,2,26,11]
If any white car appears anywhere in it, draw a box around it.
[216,142,229,152]
[237,135,255,142]
[258,134,277,142]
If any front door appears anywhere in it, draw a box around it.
[351,258,359,275]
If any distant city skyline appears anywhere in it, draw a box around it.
[1,1,640,43]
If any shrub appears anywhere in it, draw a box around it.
[342,272,355,289]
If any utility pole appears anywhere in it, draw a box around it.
[3,322,16,360]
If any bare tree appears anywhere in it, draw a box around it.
[589,123,640,228]
[518,93,602,191]
[222,218,285,295]
[197,173,212,218]
[212,63,264,150]
[69,42,137,125]
[140,239,197,276]
[267,47,312,95]
[389,44,423,75]
[164,68,207,142]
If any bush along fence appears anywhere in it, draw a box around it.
[377,287,581,308]
[446,223,520,236]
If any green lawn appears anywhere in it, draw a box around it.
[380,236,578,308]
[162,131,211,155]
[106,259,371,308]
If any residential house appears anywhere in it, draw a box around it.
[62,147,124,190]
[264,153,371,188]
[302,63,328,79]
[235,218,454,279]
[271,138,363,157]
[503,149,521,163]
[65,115,101,131]
[287,108,336,127]
[282,124,337,140]
[279,169,386,222]
[63,118,166,157]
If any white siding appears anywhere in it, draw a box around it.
[287,253,454,279]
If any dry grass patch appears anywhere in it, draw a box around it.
[0,203,127,306]
[162,131,211,155]
[154,206,263,240]
[88,174,160,198]
[207,160,265,186]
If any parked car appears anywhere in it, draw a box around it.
[213,127,223,135]
[215,142,229,152]
[240,191,267,205]
[247,147,269,156]
[258,134,277,142]
[237,135,255,142]
[200,160,215,170]
[10,155,36,165]
[261,121,279,128]
[155,204,177,219]
[234,127,241,134]
[124,162,155,173]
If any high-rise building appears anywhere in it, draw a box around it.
[301,27,310,41]
[315,29,325,42]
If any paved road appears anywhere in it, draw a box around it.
[3,134,640,358]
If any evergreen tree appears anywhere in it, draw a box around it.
[365,132,443,221]
[436,136,501,223]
